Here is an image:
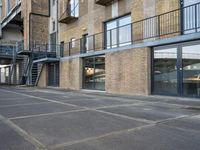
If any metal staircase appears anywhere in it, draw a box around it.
[26,59,44,86]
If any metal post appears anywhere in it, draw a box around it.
[69,42,71,56]
[131,23,133,44]
[157,15,161,38]
[195,4,197,32]
[45,44,48,58]
[93,35,95,51]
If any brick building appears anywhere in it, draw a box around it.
[0,0,200,98]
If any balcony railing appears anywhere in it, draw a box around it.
[95,0,114,6]
[0,45,15,57]
[60,2,200,57]
[59,1,79,24]
[32,44,61,60]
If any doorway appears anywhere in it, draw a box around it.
[48,62,59,86]
[152,40,200,98]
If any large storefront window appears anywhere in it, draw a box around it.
[105,15,132,49]
[153,47,178,95]
[152,41,200,98]
[83,56,105,90]
[182,44,200,97]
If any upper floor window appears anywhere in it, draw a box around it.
[105,15,132,49]
[6,0,11,15]
[53,0,56,6]
[52,21,56,31]
[70,38,76,48]
[68,0,79,17]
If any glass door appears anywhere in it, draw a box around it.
[153,47,178,95]
[153,41,200,98]
[182,43,200,97]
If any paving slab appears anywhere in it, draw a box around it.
[164,115,200,131]
[165,99,200,107]
[0,102,80,118]
[60,98,139,108]
[0,121,35,150]
[0,93,27,99]
[0,98,46,106]
[12,110,146,147]
[55,124,200,150]
[99,102,199,121]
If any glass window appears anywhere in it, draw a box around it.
[6,0,11,14]
[153,41,200,98]
[70,38,76,48]
[83,56,105,90]
[153,48,178,95]
[182,44,200,97]
[105,15,132,49]
[70,0,79,17]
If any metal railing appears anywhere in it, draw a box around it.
[0,45,15,56]
[60,2,200,57]
[59,1,79,21]
[32,44,61,60]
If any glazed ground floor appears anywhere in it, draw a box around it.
[38,40,200,98]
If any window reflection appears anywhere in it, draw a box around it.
[83,56,105,90]
[105,15,132,49]
[182,44,200,97]
[153,48,178,95]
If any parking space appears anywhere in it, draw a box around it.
[0,86,200,150]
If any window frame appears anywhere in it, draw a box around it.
[104,13,132,49]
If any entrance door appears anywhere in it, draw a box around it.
[153,41,200,97]
[48,63,59,86]
[153,47,178,95]
[182,43,200,97]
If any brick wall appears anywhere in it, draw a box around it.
[60,58,82,90]
[105,47,151,95]
[38,64,48,87]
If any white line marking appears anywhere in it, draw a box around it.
[10,109,89,120]
[49,124,154,149]
[0,102,52,108]
[0,89,86,109]
[0,114,47,150]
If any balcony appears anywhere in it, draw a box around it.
[59,2,79,24]
[95,0,114,6]
[60,2,200,57]
[32,44,61,63]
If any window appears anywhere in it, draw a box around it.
[152,41,200,98]
[112,1,118,17]
[52,21,56,31]
[82,34,89,53]
[52,0,55,5]
[105,15,132,49]
[50,32,57,51]
[70,38,76,48]
[83,56,105,90]
[68,0,79,17]
[6,0,11,14]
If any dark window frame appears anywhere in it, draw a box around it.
[104,13,132,49]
